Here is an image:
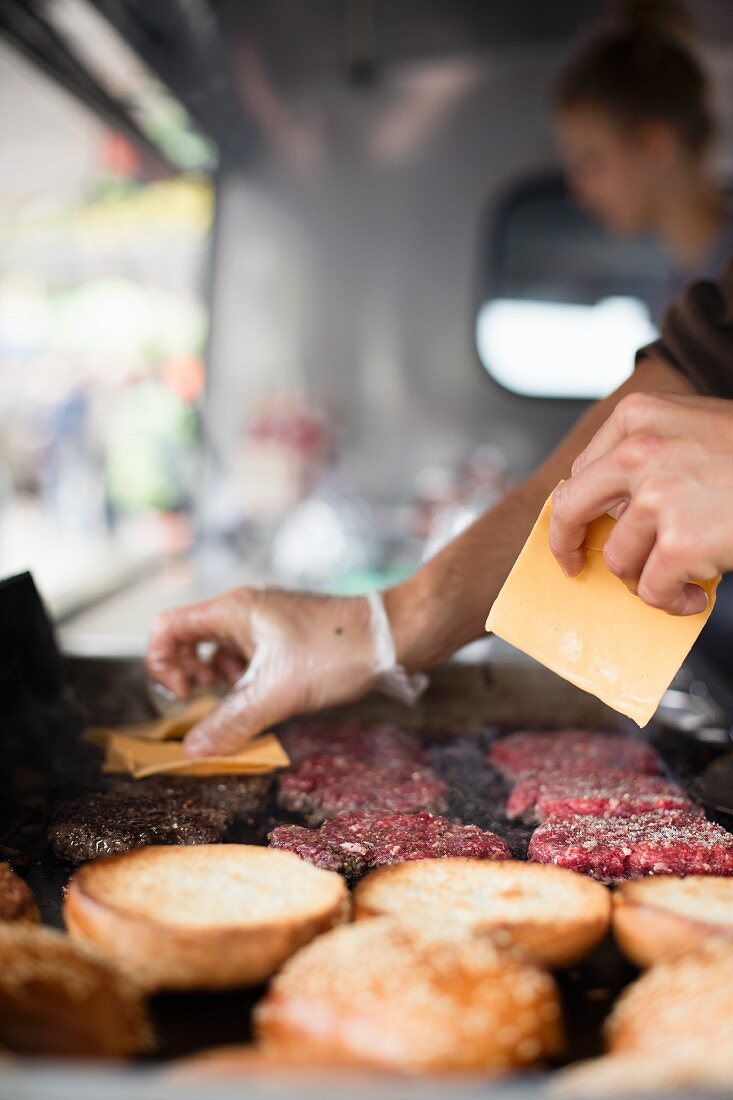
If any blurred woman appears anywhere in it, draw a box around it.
[554,0,733,320]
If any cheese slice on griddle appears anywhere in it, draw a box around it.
[102,731,290,778]
[486,492,719,727]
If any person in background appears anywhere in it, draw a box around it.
[554,0,733,322]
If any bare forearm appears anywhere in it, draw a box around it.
[385,358,695,671]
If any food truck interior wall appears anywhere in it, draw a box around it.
[203,0,733,505]
[205,0,613,502]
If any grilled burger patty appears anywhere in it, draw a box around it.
[106,774,273,818]
[48,791,232,864]
[269,811,510,882]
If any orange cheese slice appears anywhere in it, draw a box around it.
[86,694,220,746]
[486,492,719,727]
[102,732,290,779]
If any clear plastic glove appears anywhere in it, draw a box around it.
[146,588,428,757]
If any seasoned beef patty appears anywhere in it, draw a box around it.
[426,737,532,859]
[507,770,697,823]
[269,811,510,882]
[48,791,232,864]
[528,810,733,882]
[490,730,661,782]
[279,720,423,765]
[278,756,447,825]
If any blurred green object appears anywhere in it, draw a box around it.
[330,563,416,596]
[104,378,197,513]
[50,277,206,376]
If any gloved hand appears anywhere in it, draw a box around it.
[146,588,428,757]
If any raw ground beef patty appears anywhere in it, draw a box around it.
[277,718,446,825]
[489,730,662,782]
[278,753,447,825]
[279,719,422,765]
[528,810,733,882]
[507,770,697,823]
[269,811,510,882]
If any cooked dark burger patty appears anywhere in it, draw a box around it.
[106,773,272,818]
[528,810,733,882]
[278,756,447,825]
[48,791,232,863]
[269,811,510,882]
[489,730,661,782]
[507,769,697,823]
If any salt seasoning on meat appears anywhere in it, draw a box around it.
[278,755,447,825]
[528,811,733,883]
[507,770,697,823]
[279,720,423,765]
[270,811,510,883]
[490,730,662,782]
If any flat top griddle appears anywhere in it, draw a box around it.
[1,656,730,1075]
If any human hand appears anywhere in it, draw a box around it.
[550,392,733,614]
[147,588,426,756]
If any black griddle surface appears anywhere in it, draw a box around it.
[3,658,732,1070]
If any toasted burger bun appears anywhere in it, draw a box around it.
[64,844,350,991]
[354,858,610,967]
[255,916,562,1075]
[613,875,733,968]
[0,863,40,924]
[0,923,152,1057]
[553,1052,733,1096]
[607,946,733,1061]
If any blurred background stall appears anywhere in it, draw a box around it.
[0,0,732,653]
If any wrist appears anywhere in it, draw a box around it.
[382,572,450,673]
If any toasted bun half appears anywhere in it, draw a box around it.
[353,858,610,968]
[255,917,562,1075]
[552,1052,733,1096]
[613,875,733,968]
[0,863,40,924]
[0,923,152,1057]
[607,947,733,1060]
[167,1043,395,1082]
[64,844,350,992]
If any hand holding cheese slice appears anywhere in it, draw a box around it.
[86,695,290,778]
[486,493,719,726]
[86,694,219,745]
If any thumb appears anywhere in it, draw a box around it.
[183,677,297,758]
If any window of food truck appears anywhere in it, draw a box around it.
[0,35,213,616]
[475,174,665,399]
